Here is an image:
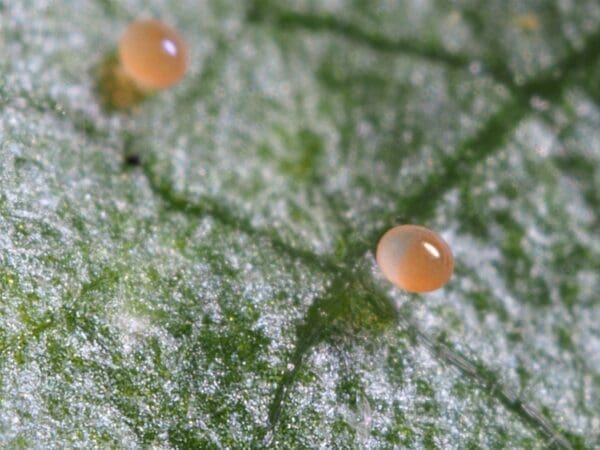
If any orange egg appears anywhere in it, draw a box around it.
[118,19,188,90]
[376,225,454,293]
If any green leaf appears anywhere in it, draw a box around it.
[1,0,599,448]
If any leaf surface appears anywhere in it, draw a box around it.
[0,0,599,448]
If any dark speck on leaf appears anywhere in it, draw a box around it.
[124,154,141,167]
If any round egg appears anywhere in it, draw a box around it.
[376,225,454,293]
[118,19,188,90]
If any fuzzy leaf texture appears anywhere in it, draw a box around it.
[0,0,599,448]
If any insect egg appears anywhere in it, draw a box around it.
[376,224,454,293]
[118,19,188,90]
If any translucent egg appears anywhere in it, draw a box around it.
[376,225,454,293]
[118,19,188,90]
